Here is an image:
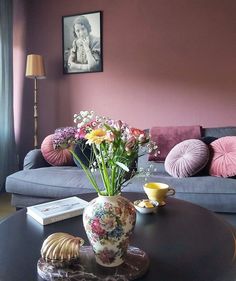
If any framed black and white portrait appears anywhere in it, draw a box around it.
[62,11,103,74]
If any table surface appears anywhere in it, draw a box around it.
[0,192,236,281]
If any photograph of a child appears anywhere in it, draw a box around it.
[62,11,102,74]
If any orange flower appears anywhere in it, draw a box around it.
[131,128,145,137]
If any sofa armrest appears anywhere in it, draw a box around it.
[23,149,51,169]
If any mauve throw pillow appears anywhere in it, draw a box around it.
[41,134,74,166]
[209,136,236,178]
[149,126,201,162]
[164,139,209,178]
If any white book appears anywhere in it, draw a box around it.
[27,196,89,225]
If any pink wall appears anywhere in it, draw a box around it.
[14,0,236,161]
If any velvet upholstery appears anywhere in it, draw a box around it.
[24,149,51,169]
[201,136,218,145]
[149,126,201,161]
[203,127,236,138]
[6,162,236,212]
[5,126,236,213]
[209,136,236,178]
[41,134,74,166]
[164,139,209,178]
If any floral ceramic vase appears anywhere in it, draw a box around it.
[83,194,136,267]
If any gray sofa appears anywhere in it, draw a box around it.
[6,126,236,213]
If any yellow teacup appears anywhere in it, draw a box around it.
[143,182,175,206]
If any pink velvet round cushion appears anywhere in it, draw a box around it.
[41,134,73,166]
[164,139,209,178]
[209,136,236,177]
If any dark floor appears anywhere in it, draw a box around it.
[0,192,15,221]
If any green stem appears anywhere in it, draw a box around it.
[92,144,110,194]
[111,166,116,194]
[100,143,112,195]
[69,148,101,194]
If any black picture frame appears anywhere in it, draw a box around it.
[62,11,103,74]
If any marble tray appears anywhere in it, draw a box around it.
[37,245,149,281]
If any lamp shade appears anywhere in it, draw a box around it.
[25,54,46,79]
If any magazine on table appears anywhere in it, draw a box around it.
[27,196,89,225]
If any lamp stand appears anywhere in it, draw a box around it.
[25,54,46,149]
[34,77,38,149]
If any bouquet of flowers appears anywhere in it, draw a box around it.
[53,111,158,196]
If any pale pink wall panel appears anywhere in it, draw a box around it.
[14,0,236,160]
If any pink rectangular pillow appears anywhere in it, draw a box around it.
[149,126,201,162]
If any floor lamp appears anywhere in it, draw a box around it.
[25,54,46,149]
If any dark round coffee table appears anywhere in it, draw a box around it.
[0,193,235,281]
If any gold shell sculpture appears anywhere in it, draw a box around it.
[41,232,84,266]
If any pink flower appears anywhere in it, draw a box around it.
[138,133,148,144]
[100,214,117,231]
[106,131,115,142]
[113,120,123,131]
[125,136,136,152]
[75,128,87,139]
[89,121,98,129]
[91,218,106,236]
[97,247,116,264]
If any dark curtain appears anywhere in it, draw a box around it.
[0,0,18,192]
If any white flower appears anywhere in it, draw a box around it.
[80,111,88,117]
[83,118,90,123]
[77,122,84,128]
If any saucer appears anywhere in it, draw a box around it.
[133,199,158,214]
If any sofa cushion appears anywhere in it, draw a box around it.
[209,136,236,178]
[123,167,236,213]
[41,134,74,166]
[6,166,101,199]
[6,164,236,212]
[24,149,51,169]
[196,137,218,176]
[201,136,218,145]
[203,127,236,138]
[164,139,209,178]
[149,126,201,162]
[5,126,236,214]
